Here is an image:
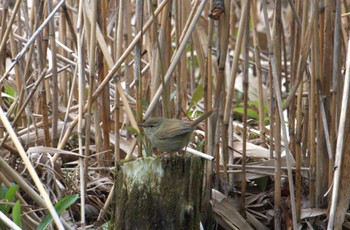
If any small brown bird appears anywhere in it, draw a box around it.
[139,111,213,153]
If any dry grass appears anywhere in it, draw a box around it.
[0,0,349,229]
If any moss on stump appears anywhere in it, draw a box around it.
[112,155,203,230]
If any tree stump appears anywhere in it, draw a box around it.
[112,155,203,230]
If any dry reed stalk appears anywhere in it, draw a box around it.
[292,1,303,222]
[0,70,46,150]
[122,0,133,141]
[98,0,112,164]
[215,0,231,194]
[210,9,222,190]
[273,0,283,227]
[174,0,185,118]
[1,0,347,228]
[159,0,172,117]
[328,22,350,230]
[0,156,74,229]
[85,0,97,174]
[227,0,235,195]
[241,0,250,218]
[328,0,342,209]
[54,0,169,162]
[144,0,208,119]
[135,0,144,157]
[48,0,58,147]
[76,0,87,226]
[202,0,215,224]
[96,0,124,222]
[316,0,333,207]
[0,107,64,229]
[262,0,298,228]
[58,8,68,105]
[0,0,20,62]
[251,1,266,148]
[8,32,23,130]
[114,0,124,161]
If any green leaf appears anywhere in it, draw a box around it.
[4,85,16,98]
[189,83,204,109]
[4,184,19,214]
[12,200,22,228]
[233,107,260,120]
[247,100,259,107]
[38,194,79,230]
[247,100,269,115]
[264,117,270,125]
[254,176,269,191]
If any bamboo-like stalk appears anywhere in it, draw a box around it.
[135,0,143,157]
[8,32,24,130]
[328,29,350,230]
[294,0,307,222]
[61,3,78,49]
[272,1,283,228]
[241,0,250,218]
[206,0,214,156]
[317,0,333,207]
[188,3,206,91]
[114,0,124,161]
[328,0,341,209]
[227,1,235,193]
[48,0,59,147]
[0,0,9,46]
[1,1,346,228]
[158,0,171,118]
[85,0,97,224]
[144,0,208,119]
[35,1,47,150]
[0,0,21,60]
[202,0,215,223]
[58,66,78,144]
[341,2,349,50]
[0,70,46,149]
[1,0,66,81]
[222,0,248,125]
[262,0,298,228]
[0,171,41,225]
[250,1,266,147]
[123,0,133,140]
[174,0,185,118]
[214,0,231,192]
[76,0,86,226]
[309,0,317,208]
[0,108,64,229]
[96,0,125,222]
[83,1,94,205]
[55,0,170,161]
[59,7,68,105]
[0,157,73,229]
[98,0,112,164]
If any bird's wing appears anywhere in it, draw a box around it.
[156,126,194,140]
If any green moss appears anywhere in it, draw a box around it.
[113,155,203,230]
[122,157,164,192]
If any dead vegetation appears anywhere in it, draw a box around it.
[0,0,350,229]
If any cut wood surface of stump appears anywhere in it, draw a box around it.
[112,155,203,230]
